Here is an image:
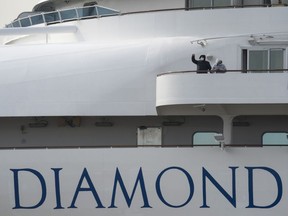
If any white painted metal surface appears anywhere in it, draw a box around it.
[156,72,288,105]
[1,7,288,116]
[0,25,78,36]
[0,147,287,216]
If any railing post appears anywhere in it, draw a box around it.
[42,13,46,25]
[28,16,33,27]
[58,10,62,23]
[75,8,80,20]
[95,5,99,18]
[185,0,190,10]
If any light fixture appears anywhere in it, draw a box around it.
[214,134,225,150]
[29,119,48,128]
[95,121,114,127]
[95,118,114,127]
[162,121,184,126]
[194,104,206,112]
[58,117,81,127]
[197,40,207,47]
[233,121,250,127]
[162,117,185,126]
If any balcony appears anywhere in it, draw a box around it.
[156,70,288,115]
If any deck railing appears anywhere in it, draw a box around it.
[158,69,288,77]
[6,5,120,28]
[5,3,287,28]
[0,144,287,150]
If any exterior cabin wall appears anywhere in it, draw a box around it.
[0,116,221,148]
[0,116,287,148]
[232,115,288,145]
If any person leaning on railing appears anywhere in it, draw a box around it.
[211,59,227,73]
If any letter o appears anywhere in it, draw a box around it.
[155,167,194,208]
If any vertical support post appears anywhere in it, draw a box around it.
[185,0,190,10]
[221,115,235,147]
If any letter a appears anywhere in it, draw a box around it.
[68,168,105,208]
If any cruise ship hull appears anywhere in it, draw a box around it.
[1,147,287,216]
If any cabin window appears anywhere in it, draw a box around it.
[189,0,253,8]
[243,48,285,72]
[214,0,231,6]
[249,50,269,71]
[192,132,220,146]
[262,132,288,145]
[270,49,284,70]
[191,0,212,7]
[189,0,280,7]
[242,0,265,6]
[190,0,231,7]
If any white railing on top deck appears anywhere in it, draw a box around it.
[6,5,120,28]
[5,3,288,28]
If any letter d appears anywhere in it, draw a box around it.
[246,167,282,209]
[10,168,47,209]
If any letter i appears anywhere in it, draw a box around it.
[52,168,65,209]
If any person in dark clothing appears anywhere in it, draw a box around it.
[191,54,211,73]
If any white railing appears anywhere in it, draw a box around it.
[6,3,288,28]
[6,5,120,28]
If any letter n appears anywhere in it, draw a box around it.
[201,167,238,208]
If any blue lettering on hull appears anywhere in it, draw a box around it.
[9,166,283,210]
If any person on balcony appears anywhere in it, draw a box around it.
[211,59,227,73]
[191,54,211,73]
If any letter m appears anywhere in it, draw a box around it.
[109,167,151,208]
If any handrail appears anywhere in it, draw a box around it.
[5,3,288,28]
[157,69,288,77]
[0,144,287,150]
[121,4,288,16]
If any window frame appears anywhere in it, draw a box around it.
[242,47,286,72]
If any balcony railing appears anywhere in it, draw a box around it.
[6,5,120,28]
[156,69,288,108]
[158,69,288,77]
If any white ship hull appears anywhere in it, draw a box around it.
[1,147,287,216]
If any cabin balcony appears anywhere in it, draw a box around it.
[156,70,288,116]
